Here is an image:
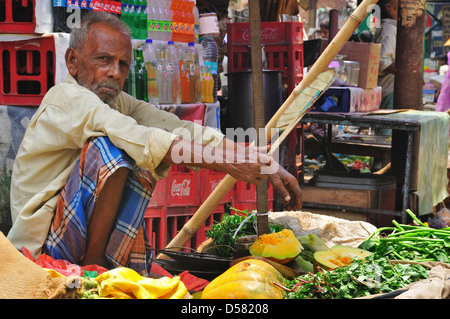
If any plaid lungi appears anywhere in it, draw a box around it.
[43,136,155,275]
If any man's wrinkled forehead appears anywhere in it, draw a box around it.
[83,22,132,55]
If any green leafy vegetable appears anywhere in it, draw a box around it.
[284,255,429,299]
[359,209,450,263]
[205,207,283,257]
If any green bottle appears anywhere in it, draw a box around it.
[128,48,136,97]
[135,47,148,101]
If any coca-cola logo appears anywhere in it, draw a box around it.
[242,27,280,42]
[210,180,220,190]
[171,179,191,197]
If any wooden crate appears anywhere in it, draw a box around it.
[302,185,396,226]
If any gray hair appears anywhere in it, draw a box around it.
[69,11,131,51]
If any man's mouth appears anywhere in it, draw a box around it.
[95,82,120,102]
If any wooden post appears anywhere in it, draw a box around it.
[249,0,269,235]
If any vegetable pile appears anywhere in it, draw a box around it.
[205,208,283,257]
[359,209,450,263]
[284,255,429,299]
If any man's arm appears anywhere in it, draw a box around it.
[163,137,302,210]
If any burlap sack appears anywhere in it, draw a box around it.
[0,231,75,299]
[268,211,378,248]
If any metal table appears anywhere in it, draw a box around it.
[299,111,421,224]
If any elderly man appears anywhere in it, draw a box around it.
[7,12,302,275]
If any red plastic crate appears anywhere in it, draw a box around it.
[227,24,303,96]
[283,75,303,96]
[0,0,36,34]
[228,43,303,76]
[0,35,55,106]
[234,180,274,203]
[200,169,235,205]
[150,171,200,207]
[227,21,303,46]
[144,207,223,250]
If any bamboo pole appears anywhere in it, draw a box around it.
[157,0,378,259]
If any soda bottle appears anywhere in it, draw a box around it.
[166,41,181,103]
[114,0,122,16]
[167,41,180,103]
[179,0,188,42]
[170,0,181,42]
[200,34,218,102]
[133,0,142,39]
[128,48,137,97]
[143,39,159,104]
[179,48,190,103]
[135,47,149,101]
[186,42,200,103]
[201,65,214,103]
[127,0,136,38]
[158,0,168,41]
[147,0,155,40]
[157,48,167,103]
[192,0,199,43]
[164,0,173,42]
[185,0,195,43]
[121,0,131,28]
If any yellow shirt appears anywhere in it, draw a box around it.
[7,74,224,258]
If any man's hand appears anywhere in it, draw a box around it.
[267,164,303,211]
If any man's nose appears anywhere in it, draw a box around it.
[107,61,121,79]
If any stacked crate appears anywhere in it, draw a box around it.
[0,0,57,107]
[227,21,304,95]
[144,164,275,251]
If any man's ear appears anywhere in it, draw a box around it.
[65,47,79,77]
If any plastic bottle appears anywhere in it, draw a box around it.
[185,0,195,43]
[157,0,167,40]
[121,0,131,29]
[167,41,180,103]
[139,0,148,40]
[134,0,145,39]
[192,0,199,43]
[200,34,219,102]
[147,0,155,40]
[157,48,165,103]
[127,0,136,38]
[150,0,160,40]
[164,0,173,41]
[143,39,159,104]
[200,65,214,103]
[170,0,180,42]
[158,48,171,104]
[163,47,173,104]
[186,42,200,103]
[179,48,190,103]
[179,0,189,43]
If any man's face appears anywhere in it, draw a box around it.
[71,22,132,104]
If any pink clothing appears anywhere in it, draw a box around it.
[436,51,450,112]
